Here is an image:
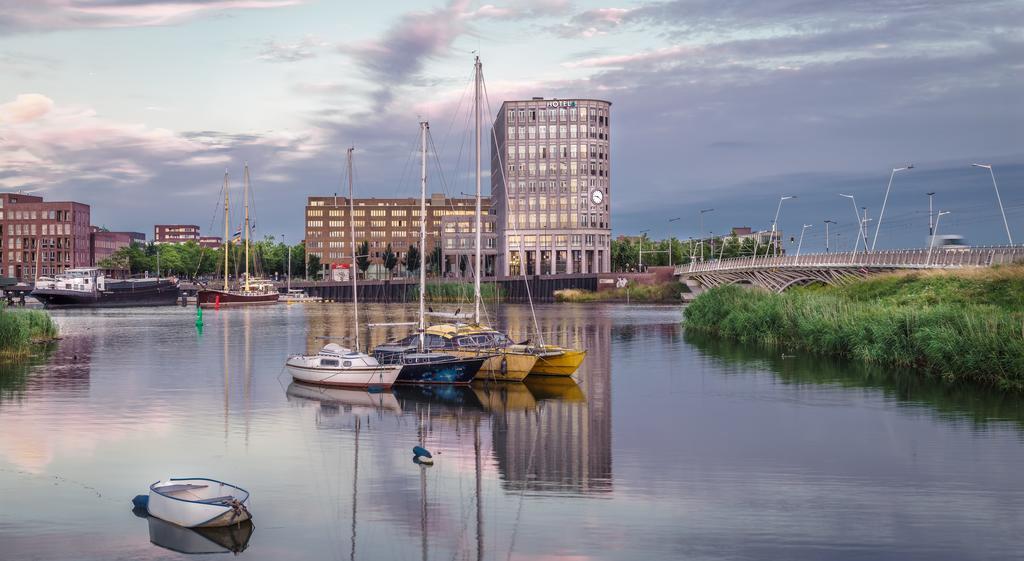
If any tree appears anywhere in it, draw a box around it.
[382,243,398,278]
[429,246,442,276]
[356,241,370,277]
[405,244,420,275]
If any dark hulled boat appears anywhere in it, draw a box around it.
[374,336,488,385]
[32,268,180,309]
[196,279,279,308]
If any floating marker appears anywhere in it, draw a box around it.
[415,456,434,466]
[412,446,432,458]
[195,307,204,328]
[132,494,149,509]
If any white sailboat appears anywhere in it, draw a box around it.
[285,148,401,389]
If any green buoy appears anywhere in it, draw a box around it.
[195,306,204,328]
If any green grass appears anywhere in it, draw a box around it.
[0,308,59,358]
[683,266,1024,390]
[554,282,683,303]
[413,283,505,303]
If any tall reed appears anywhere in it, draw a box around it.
[0,309,59,358]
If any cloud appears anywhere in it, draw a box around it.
[553,7,633,37]
[0,0,303,33]
[0,93,54,123]
[467,0,572,20]
[256,35,329,63]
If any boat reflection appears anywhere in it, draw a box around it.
[524,376,586,402]
[147,515,254,555]
[392,384,486,413]
[286,381,402,415]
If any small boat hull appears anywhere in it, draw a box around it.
[148,478,251,528]
[394,355,486,385]
[449,351,536,382]
[286,362,401,388]
[197,289,279,308]
[32,280,180,309]
[530,349,587,376]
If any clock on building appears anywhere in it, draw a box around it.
[591,189,604,205]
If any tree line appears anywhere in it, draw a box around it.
[610,235,776,271]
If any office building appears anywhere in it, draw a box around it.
[90,228,145,266]
[490,98,612,275]
[0,193,91,280]
[304,194,488,270]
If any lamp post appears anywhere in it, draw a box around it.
[926,211,951,265]
[638,229,649,271]
[283,233,291,291]
[872,164,913,251]
[824,220,835,253]
[698,209,714,261]
[668,217,680,267]
[770,196,795,257]
[926,192,936,237]
[839,194,868,254]
[796,224,812,257]
[972,164,1013,245]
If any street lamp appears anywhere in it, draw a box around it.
[972,164,1013,245]
[872,164,913,251]
[926,211,951,265]
[839,194,868,254]
[283,233,291,291]
[698,209,714,262]
[796,224,812,257]
[770,196,795,257]
[926,192,936,237]
[668,217,680,267]
[824,220,836,253]
[638,229,650,271]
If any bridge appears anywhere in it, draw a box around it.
[676,246,1024,298]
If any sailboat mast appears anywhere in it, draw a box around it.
[243,163,251,291]
[473,55,482,325]
[223,170,230,292]
[348,147,359,351]
[419,121,428,351]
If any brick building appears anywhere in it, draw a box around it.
[90,228,146,266]
[304,194,488,270]
[154,224,200,244]
[0,193,92,280]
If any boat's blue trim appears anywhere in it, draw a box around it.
[151,477,250,504]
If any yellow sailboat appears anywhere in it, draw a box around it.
[421,323,537,382]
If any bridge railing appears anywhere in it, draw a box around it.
[680,246,1024,274]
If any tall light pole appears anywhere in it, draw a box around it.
[839,194,868,253]
[926,211,951,265]
[972,163,1013,245]
[638,229,650,270]
[698,209,714,262]
[824,220,835,253]
[872,164,913,251]
[668,217,680,267]
[926,192,936,237]
[770,196,795,257]
[796,224,812,257]
[283,233,291,291]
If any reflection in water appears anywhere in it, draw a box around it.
[147,515,254,555]
[685,330,1024,429]
[286,381,403,414]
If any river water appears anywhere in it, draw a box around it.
[1,303,1022,561]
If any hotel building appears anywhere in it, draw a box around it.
[0,194,92,280]
[304,194,489,270]
[491,98,612,275]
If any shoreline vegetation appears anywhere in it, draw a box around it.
[0,308,60,358]
[554,282,682,303]
[683,266,1024,390]
[414,283,504,303]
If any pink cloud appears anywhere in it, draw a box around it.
[0,93,54,124]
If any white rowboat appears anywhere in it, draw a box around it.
[148,478,252,528]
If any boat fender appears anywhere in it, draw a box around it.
[132,494,149,509]
[500,357,508,375]
[412,446,432,458]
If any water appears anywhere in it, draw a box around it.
[1,303,1022,561]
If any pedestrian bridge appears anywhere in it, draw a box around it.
[676,246,1024,296]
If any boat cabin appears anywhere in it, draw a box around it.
[34,268,106,292]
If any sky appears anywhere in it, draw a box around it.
[0,0,1021,252]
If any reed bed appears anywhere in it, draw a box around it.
[554,282,682,303]
[414,283,504,303]
[0,308,59,358]
[684,266,1024,390]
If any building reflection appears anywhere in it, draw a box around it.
[489,306,613,495]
